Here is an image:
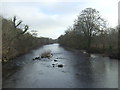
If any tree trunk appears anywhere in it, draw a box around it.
[87,37,91,52]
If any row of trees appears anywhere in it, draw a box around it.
[2,16,54,62]
[58,8,119,59]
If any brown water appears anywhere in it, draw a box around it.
[3,43,118,88]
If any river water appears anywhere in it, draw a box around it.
[3,43,118,88]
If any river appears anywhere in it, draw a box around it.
[3,43,118,88]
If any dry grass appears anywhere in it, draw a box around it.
[40,50,52,58]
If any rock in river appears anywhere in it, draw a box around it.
[54,60,57,62]
[58,64,63,68]
[33,57,41,60]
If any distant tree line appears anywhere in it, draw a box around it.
[2,16,54,62]
[58,8,119,59]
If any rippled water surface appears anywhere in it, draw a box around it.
[3,43,118,88]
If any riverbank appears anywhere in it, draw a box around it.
[2,17,55,62]
[2,44,42,80]
[60,45,119,60]
[3,43,50,62]
[3,44,118,88]
[2,42,57,80]
[2,42,50,62]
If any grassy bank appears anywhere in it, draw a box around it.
[60,44,119,60]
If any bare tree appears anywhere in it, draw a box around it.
[8,16,29,53]
[12,16,22,28]
[12,16,29,35]
[75,8,107,51]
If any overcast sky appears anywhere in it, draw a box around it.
[0,0,119,39]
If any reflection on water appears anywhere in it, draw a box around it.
[3,43,118,88]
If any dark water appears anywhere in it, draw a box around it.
[3,43,118,88]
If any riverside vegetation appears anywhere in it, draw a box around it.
[58,8,119,59]
[1,8,119,62]
[2,16,56,62]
